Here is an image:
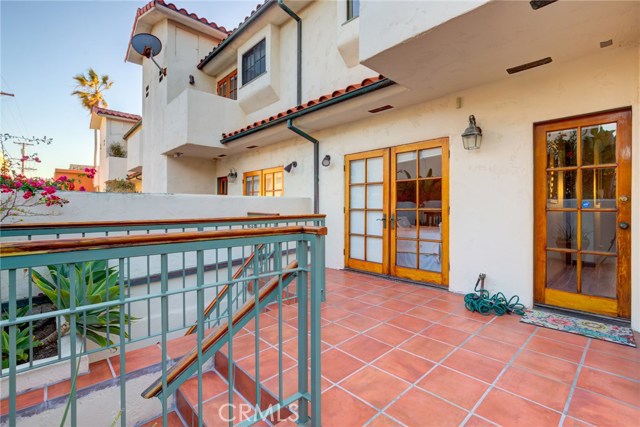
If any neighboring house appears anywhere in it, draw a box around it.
[126,0,639,329]
[89,106,142,191]
[53,164,95,192]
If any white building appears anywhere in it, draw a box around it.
[125,0,639,330]
[89,106,142,191]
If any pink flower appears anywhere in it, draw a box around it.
[42,186,57,195]
[33,157,41,163]
[20,155,29,161]
[1,184,14,193]
[68,182,75,191]
[23,190,33,199]
[79,186,86,192]
[56,175,68,182]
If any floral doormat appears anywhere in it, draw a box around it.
[521,309,636,347]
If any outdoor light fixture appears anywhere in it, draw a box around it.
[173,152,183,158]
[461,115,482,150]
[284,161,298,173]
[131,33,167,76]
[228,168,238,182]
[322,155,331,167]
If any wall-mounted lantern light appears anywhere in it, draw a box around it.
[173,152,183,158]
[228,168,238,182]
[322,155,331,167]
[284,161,298,173]
[461,115,482,150]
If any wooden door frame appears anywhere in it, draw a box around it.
[344,149,390,274]
[344,138,449,286]
[390,138,449,286]
[533,108,632,318]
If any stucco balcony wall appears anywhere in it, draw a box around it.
[163,88,244,156]
[126,131,142,172]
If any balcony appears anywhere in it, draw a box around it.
[1,215,639,426]
[359,1,640,103]
[163,88,244,158]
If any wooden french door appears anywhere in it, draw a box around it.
[534,109,632,318]
[345,138,449,286]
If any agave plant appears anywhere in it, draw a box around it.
[31,261,136,348]
[1,307,41,369]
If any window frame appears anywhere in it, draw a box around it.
[242,39,267,86]
[217,176,228,195]
[346,0,360,21]
[217,70,238,100]
[243,166,284,197]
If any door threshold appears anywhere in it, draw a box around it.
[533,303,631,327]
[343,268,448,292]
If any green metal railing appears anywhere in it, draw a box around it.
[0,224,325,426]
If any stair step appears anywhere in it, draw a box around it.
[139,411,186,427]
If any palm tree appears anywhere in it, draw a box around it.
[71,68,113,168]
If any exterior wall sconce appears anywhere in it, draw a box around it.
[322,155,331,167]
[228,168,238,182]
[173,152,183,158]
[284,161,298,173]
[462,115,482,150]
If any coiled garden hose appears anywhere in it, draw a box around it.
[464,274,526,316]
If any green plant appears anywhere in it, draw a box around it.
[107,142,127,158]
[105,178,136,193]
[31,261,135,348]
[1,307,41,369]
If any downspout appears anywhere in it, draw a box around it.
[277,0,302,105]
[287,119,319,214]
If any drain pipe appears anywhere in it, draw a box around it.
[287,119,319,214]
[278,0,302,105]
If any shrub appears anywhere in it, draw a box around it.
[108,142,127,158]
[105,179,136,193]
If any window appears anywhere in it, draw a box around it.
[347,0,360,20]
[217,70,237,100]
[243,167,284,196]
[217,176,228,195]
[242,39,266,85]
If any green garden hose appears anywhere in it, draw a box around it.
[464,274,526,316]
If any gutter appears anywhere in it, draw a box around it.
[197,0,277,70]
[221,78,395,144]
[286,119,319,214]
[277,0,302,105]
[123,119,143,140]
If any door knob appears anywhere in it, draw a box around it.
[619,222,629,230]
[619,195,629,203]
[376,214,387,229]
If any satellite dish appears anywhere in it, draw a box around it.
[131,33,166,76]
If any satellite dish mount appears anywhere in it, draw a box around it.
[131,33,167,76]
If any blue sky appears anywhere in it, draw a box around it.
[1,0,253,177]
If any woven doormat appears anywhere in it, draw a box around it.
[521,309,636,347]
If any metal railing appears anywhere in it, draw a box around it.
[0,224,325,426]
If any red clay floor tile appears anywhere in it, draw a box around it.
[496,366,571,412]
[576,367,640,408]
[321,348,365,383]
[567,388,640,426]
[338,334,393,363]
[365,323,414,347]
[418,366,489,410]
[373,349,435,383]
[442,349,505,383]
[340,365,411,409]
[476,388,561,426]
[47,359,115,400]
[400,335,455,363]
[386,387,468,427]
[320,386,378,427]
[512,349,578,383]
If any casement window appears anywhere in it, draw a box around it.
[217,176,228,195]
[243,167,284,197]
[347,0,360,20]
[217,70,238,100]
[242,39,267,85]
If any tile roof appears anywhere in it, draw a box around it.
[197,0,273,69]
[92,107,142,122]
[221,75,388,140]
[127,0,231,61]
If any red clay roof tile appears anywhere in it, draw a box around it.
[92,107,141,122]
[221,75,386,140]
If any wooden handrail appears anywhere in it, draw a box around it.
[0,226,327,257]
[184,243,265,336]
[142,260,299,399]
[0,214,326,230]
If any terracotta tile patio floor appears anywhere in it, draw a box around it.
[4,268,640,426]
[221,268,640,427]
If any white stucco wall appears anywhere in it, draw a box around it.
[126,127,143,172]
[216,46,639,329]
[359,0,488,64]
[94,117,135,190]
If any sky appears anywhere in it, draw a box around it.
[0,0,256,177]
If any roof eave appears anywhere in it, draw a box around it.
[221,78,395,144]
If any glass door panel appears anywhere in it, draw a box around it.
[345,150,389,274]
[534,109,631,318]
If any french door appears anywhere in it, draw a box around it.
[345,138,449,286]
[534,109,632,318]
